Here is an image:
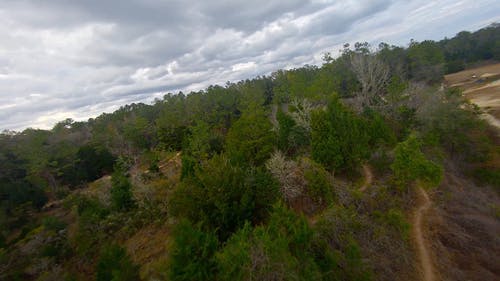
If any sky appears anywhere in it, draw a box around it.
[1,0,499,131]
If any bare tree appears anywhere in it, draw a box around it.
[289,99,314,132]
[265,151,305,202]
[350,53,390,110]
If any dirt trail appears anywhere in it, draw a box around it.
[413,187,436,281]
[359,164,373,192]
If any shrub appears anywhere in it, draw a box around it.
[216,204,328,281]
[225,107,275,166]
[170,154,279,240]
[301,157,334,207]
[96,244,139,281]
[42,216,66,232]
[110,168,135,211]
[265,151,305,202]
[168,220,218,281]
[391,134,443,189]
[311,97,369,172]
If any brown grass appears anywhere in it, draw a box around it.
[124,224,171,279]
[427,168,500,281]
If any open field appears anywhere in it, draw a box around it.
[445,63,500,130]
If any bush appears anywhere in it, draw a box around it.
[216,204,328,281]
[276,109,310,155]
[42,216,66,232]
[374,209,410,240]
[473,168,500,189]
[225,107,275,166]
[96,244,139,281]
[110,168,135,211]
[301,157,334,207]
[311,97,369,172]
[170,154,279,240]
[168,220,218,281]
[314,206,373,281]
[65,194,109,222]
[391,134,443,189]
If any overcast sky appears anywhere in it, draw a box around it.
[1,0,499,131]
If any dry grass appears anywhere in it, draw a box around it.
[428,169,500,281]
[79,175,112,206]
[124,224,171,279]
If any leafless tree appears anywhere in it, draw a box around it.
[265,151,305,202]
[350,53,390,110]
[289,99,314,132]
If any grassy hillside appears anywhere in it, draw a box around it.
[1,24,499,281]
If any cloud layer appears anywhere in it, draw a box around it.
[1,0,499,130]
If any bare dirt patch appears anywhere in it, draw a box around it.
[445,63,500,130]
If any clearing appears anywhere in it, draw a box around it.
[444,62,500,132]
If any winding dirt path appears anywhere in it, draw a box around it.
[413,187,435,281]
[359,164,373,192]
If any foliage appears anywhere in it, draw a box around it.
[96,244,139,281]
[225,107,275,166]
[41,216,66,232]
[110,168,135,211]
[216,204,332,281]
[266,151,304,202]
[168,220,218,281]
[182,120,224,175]
[362,108,397,147]
[301,157,334,207]
[407,40,445,83]
[416,88,490,161]
[391,134,443,189]
[71,144,115,184]
[67,194,109,220]
[170,154,279,240]
[311,97,370,172]
[276,107,310,155]
[266,152,333,211]
[1,24,499,281]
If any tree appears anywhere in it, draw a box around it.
[225,107,274,166]
[74,144,115,183]
[266,151,305,203]
[407,40,445,83]
[170,154,279,240]
[350,53,390,110]
[311,98,370,172]
[123,115,153,150]
[156,93,188,150]
[168,220,219,281]
[110,167,135,211]
[391,134,443,189]
[216,204,331,281]
[96,244,139,281]
[183,121,223,163]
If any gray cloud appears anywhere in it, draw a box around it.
[1,0,499,130]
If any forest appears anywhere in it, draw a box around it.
[0,23,499,280]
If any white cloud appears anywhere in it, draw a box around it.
[0,0,499,131]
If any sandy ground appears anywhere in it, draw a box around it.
[444,63,500,130]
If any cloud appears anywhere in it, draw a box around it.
[0,0,499,130]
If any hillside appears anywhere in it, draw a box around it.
[1,24,499,281]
